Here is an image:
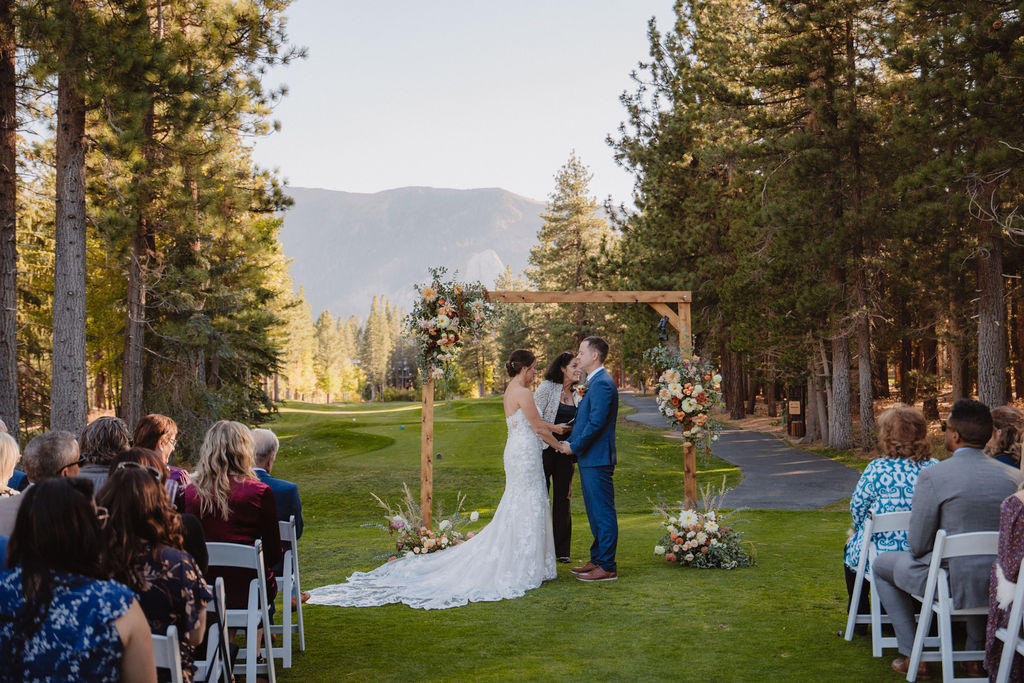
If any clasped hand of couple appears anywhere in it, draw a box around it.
[552,423,573,455]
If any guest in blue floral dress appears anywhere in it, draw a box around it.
[100,463,212,683]
[843,405,938,632]
[0,477,155,682]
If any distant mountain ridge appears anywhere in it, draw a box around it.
[278,186,546,320]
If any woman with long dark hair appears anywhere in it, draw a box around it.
[533,351,581,562]
[99,465,212,683]
[0,478,155,682]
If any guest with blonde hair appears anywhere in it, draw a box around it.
[843,404,938,635]
[0,433,19,498]
[987,405,1024,468]
[183,421,282,608]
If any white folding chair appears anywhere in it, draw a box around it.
[270,515,306,668]
[994,559,1024,683]
[906,529,1000,682]
[153,625,185,683]
[194,577,232,683]
[845,510,913,656]
[206,540,277,682]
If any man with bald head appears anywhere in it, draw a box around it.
[0,431,80,535]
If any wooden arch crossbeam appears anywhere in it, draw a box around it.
[484,290,693,355]
[419,289,696,528]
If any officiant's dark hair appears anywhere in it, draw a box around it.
[505,349,535,377]
[544,352,575,383]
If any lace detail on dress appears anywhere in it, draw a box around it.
[306,409,556,610]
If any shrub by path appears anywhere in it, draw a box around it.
[621,393,861,510]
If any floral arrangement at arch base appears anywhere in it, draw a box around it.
[653,477,754,570]
[645,346,724,459]
[407,266,493,383]
[366,484,482,560]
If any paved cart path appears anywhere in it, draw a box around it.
[621,394,861,510]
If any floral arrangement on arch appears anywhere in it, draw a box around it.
[366,484,481,560]
[645,346,724,456]
[407,266,493,380]
[653,477,754,570]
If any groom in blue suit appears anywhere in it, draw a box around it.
[559,336,619,582]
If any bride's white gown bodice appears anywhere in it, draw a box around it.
[306,409,556,609]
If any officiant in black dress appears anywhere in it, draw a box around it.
[534,352,581,563]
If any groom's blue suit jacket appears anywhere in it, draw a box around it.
[567,368,618,467]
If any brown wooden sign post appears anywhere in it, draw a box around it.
[419,290,695,526]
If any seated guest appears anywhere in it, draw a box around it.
[988,405,1024,468]
[0,418,26,492]
[843,405,938,633]
[78,415,131,490]
[0,478,155,682]
[99,464,212,683]
[986,472,1024,681]
[251,427,307,601]
[183,421,282,609]
[0,431,80,536]
[0,433,22,498]
[134,414,191,489]
[874,399,1023,679]
[112,448,208,575]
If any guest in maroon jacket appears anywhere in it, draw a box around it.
[183,421,282,609]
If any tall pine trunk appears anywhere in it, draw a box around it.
[977,223,1006,407]
[1014,287,1024,400]
[51,67,88,433]
[829,333,854,449]
[0,0,17,438]
[121,101,156,429]
[728,350,744,420]
[922,322,939,419]
[948,307,967,402]
[855,275,874,448]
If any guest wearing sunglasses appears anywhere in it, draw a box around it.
[99,465,211,683]
[0,431,80,536]
[0,478,156,683]
[110,449,208,574]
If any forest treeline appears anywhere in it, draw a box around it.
[5,0,1024,458]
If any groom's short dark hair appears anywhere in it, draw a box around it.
[583,336,609,363]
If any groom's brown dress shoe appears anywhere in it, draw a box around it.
[891,657,932,680]
[570,562,598,574]
[577,567,617,582]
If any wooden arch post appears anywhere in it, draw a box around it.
[419,289,695,526]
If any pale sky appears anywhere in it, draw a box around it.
[252,0,677,204]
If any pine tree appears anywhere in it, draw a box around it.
[0,0,16,437]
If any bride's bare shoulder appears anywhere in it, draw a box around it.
[503,384,530,416]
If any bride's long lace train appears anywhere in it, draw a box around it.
[306,410,556,610]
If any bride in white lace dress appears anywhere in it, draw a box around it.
[306,349,569,610]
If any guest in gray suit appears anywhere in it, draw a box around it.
[874,399,1024,679]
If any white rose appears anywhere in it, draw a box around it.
[693,384,703,394]
[470,511,480,522]
[681,397,698,413]
[710,539,719,547]
[713,374,722,384]
[684,553,694,562]
[654,545,666,555]
[439,519,452,531]
[695,532,708,544]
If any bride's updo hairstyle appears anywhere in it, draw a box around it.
[505,349,536,378]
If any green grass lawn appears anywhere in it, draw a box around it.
[266,397,890,682]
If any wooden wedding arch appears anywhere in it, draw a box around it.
[418,290,694,527]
